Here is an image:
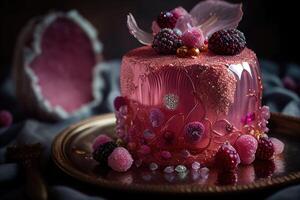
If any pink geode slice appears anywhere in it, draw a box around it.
[117,46,263,166]
[13,10,104,121]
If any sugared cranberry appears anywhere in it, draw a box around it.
[108,147,133,172]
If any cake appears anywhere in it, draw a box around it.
[92,0,284,173]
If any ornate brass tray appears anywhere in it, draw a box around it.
[52,113,300,195]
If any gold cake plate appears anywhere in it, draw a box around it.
[52,113,300,196]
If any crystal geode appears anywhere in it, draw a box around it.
[13,10,104,121]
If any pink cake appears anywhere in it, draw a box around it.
[117,46,265,166]
[97,0,284,172]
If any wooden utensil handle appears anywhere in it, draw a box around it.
[25,165,48,200]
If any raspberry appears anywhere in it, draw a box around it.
[256,137,275,160]
[215,142,240,171]
[108,147,133,172]
[0,110,13,128]
[152,28,182,54]
[208,29,246,55]
[234,134,258,165]
[156,11,178,29]
[92,141,117,165]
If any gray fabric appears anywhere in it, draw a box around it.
[267,185,300,200]
[0,60,299,199]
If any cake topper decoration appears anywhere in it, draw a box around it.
[127,0,244,56]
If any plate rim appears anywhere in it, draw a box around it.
[51,112,300,194]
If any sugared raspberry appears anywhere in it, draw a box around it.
[270,137,284,155]
[93,141,117,165]
[0,110,13,128]
[256,137,275,160]
[234,134,258,165]
[92,135,112,151]
[215,142,240,171]
[208,29,246,55]
[152,28,182,54]
[181,27,205,48]
[108,147,133,172]
[113,96,127,111]
[156,11,178,29]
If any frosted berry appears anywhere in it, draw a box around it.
[108,147,133,172]
[270,137,284,155]
[156,11,178,29]
[0,110,13,128]
[234,135,258,165]
[152,28,182,54]
[208,29,246,55]
[215,142,240,171]
[181,27,205,48]
[92,135,112,151]
[184,121,205,143]
[113,96,127,111]
[256,137,275,160]
[92,141,117,165]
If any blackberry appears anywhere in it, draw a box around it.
[208,29,246,55]
[156,11,178,29]
[215,142,240,171]
[152,28,182,54]
[92,141,117,165]
[256,137,274,160]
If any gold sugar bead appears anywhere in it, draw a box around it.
[200,44,208,52]
[176,46,188,58]
[188,47,200,57]
[116,138,124,146]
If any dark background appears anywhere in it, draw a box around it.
[0,0,298,76]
